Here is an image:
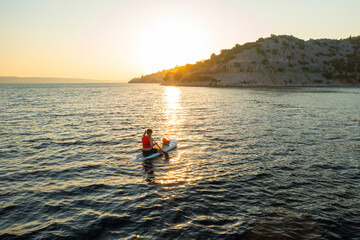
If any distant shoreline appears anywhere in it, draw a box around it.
[0,77,124,84]
[129,82,360,88]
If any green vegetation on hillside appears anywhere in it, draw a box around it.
[152,35,360,84]
[328,36,360,80]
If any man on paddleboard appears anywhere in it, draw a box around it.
[142,129,169,159]
[142,129,158,156]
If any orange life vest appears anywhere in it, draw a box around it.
[142,135,151,148]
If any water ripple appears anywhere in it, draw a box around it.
[0,84,359,239]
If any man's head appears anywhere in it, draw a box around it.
[146,128,153,135]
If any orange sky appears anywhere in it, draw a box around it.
[1,0,359,81]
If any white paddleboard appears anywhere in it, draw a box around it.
[132,139,178,162]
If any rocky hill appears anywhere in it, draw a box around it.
[129,35,360,87]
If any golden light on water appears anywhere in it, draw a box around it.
[158,150,203,186]
[163,86,182,127]
[160,86,201,186]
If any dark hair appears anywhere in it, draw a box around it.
[146,128,153,135]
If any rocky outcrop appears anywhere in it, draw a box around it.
[129,35,360,87]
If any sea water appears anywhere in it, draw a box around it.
[0,83,359,239]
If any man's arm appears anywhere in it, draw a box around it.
[150,137,154,148]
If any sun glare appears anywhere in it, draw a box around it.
[163,86,181,126]
[136,17,209,73]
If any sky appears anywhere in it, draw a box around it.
[0,0,359,81]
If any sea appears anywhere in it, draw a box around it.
[0,83,359,239]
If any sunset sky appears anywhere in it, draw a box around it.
[1,0,359,81]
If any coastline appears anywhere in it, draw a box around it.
[129,35,360,88]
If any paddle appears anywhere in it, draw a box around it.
[153,140,169,160]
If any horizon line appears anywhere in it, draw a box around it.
[0,76,127,83]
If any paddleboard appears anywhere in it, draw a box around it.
[132,139,178,162]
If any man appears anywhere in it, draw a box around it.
[142,128,169,158]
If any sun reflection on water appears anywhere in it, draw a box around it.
[159,87,203,186]
[163,86,182,128]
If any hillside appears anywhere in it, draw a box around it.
[129,35,360,87]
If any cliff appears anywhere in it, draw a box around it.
[129,35,360,87]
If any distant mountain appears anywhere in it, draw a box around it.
[129,35,360,87]
[0,77,117,84]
